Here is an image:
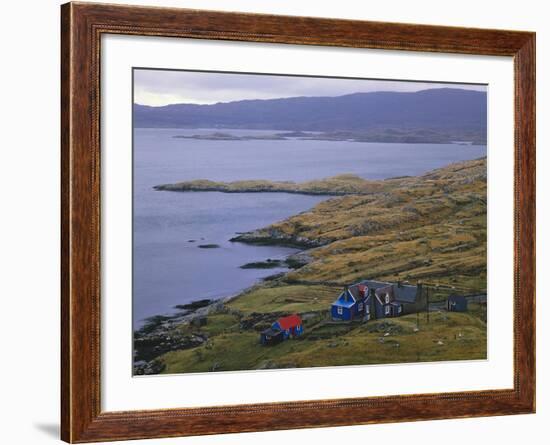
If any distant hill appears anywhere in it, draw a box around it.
[134,88,486,143]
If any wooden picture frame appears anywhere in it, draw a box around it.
[61,2,535,442]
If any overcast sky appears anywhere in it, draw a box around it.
[134,69,487,107]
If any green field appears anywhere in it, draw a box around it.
[160,310,486,374]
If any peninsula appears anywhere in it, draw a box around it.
[154,174,385,195]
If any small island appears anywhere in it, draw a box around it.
[170,129,484,145]
[240,259,285,269]
[154,174,386,195]
[173,132,287,141]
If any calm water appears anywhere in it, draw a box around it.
[133,128,486,327]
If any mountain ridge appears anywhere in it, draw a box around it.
[134,88,487,143]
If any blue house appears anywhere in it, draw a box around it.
[331,280,425,321]
[447,295,468,312]
[331,288,359,321]
[331,282,381,321]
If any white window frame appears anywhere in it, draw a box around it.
[385,294,390,304]
[337,306,343,315]
[385,305,391,315]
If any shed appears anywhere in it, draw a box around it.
[273,314,304,338]
[260,328,284,345]
[447,295,468,312]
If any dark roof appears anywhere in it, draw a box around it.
[394,284,419,303]
[374,285,394,304]
[345,280,391,301]
[261,327,283,337]
[334,279,420,306]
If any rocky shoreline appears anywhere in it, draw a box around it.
[135,158,487,374]
[133,248,314,375]
[230,229,324,249]
[239,251,312,270]
[133,295,237,375]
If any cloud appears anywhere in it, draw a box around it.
[134,68,486,107]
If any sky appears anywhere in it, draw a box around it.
[134,69,487,107]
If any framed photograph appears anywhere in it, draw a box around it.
[61,2,535,442]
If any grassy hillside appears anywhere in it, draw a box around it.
[137,158,487,374]
[231,158,487,292]
[160,310,486,374]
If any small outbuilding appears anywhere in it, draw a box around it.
[260,327,285,345]
[260,314,303,345]
[272,314,304,339]
[447,295,468,312]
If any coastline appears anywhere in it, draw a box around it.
[134,157,487,374]
[133,239,316,374]
[135,249,313,335]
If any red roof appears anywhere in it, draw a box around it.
[277,314,302,330]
